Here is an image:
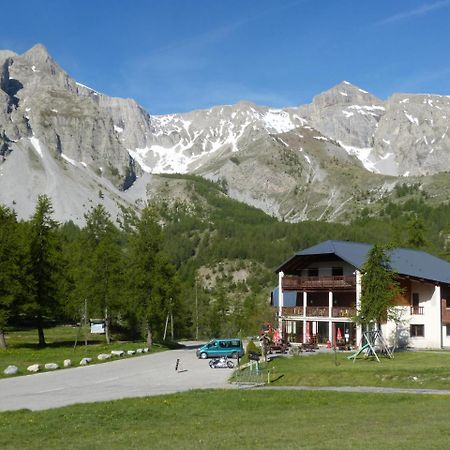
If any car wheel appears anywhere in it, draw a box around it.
[227,360,234,369]
[200,352,208,359]
[209,360,214,368]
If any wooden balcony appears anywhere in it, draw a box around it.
[281,306,304,316]
[410,306,424,315]
[306,306,329,317]
[332,307,356,318]
[282,275,356,291]
[280,306,355,318]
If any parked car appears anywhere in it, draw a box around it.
[196,338,244,359]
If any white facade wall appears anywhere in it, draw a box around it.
[409,281,441,348]
[442,324,450,347]
[382,281,442,349]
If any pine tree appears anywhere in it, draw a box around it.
[125,206,179,347]
[0,206,23,348]
[75,205,124,344]
[27,195,61,346]
[407,215,427,249]
[356,244,402,330]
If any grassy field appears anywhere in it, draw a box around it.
[1,389,450,449]
[0,326,166,377]
[262,350,450,390]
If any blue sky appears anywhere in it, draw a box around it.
[2,0,450,114]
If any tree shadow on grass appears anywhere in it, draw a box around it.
[10,340,103,350]
[270,374,285,383]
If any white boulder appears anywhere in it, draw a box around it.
[44,363,59,370]
[127,350,136,355]
[4,365,19,375]
[63,359,72,368]
[143,348,149,353]
[79,357,92,366]
[136,348,143,353]
[27,364,41,373]
[98,353,111,360]
[111,350,125,357]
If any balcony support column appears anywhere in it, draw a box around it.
[328,291,333,344]
[328,291,333,318]
[356,270,362,347]
[303,291,307,317]
[278,271,284,335]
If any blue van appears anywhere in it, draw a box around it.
[196,338,244,359]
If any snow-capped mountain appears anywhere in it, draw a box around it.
[140,102,306,174]
[1,44,450,223]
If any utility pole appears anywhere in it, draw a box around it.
[84,299,88,347]
[195,279,199,340]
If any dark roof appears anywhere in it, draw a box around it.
[275,240,450,285]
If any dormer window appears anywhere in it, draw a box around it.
[308,268,319,277]
[332,267,343,276]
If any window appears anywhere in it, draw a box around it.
[308,268,319,277]
[332,267,343,276]
[410,324,424,337]
[412,293,419,307]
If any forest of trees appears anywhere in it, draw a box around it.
[2,175,450,348]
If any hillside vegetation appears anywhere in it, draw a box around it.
[2,174,450,346]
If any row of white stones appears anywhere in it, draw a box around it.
[3,348,150,375]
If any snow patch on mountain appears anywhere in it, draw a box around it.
[338,141,378,173]
[262,109,303,132]
[61,153,77,166]
[29,137,43,158]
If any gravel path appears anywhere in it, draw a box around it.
[253,385,450,395]
[0,345,234,412]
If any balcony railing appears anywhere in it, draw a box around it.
[281,306,304,316]
[282,275,356,291]
[332,307,356,318]
[280,305,355,318]
[410,306,424,315]
[305,306,329,317]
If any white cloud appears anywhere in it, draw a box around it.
[377,0,450,25]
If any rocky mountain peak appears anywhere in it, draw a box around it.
[311,81,383,109]
[22,43,51,59]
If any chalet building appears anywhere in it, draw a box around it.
[272,240,450,349]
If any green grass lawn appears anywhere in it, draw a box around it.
[262,350,450,390]
[0,326,166,377]
[1,389,450,449]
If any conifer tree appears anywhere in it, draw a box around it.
[356,244,402,330]
[76,205,124,344]
[0,206,24,348]
[407,215,427,249]
[27,195,61,346]
[125,206,179,347]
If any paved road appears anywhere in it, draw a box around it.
[0,345,234,412]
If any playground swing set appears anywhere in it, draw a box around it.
[347,330,394,363]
